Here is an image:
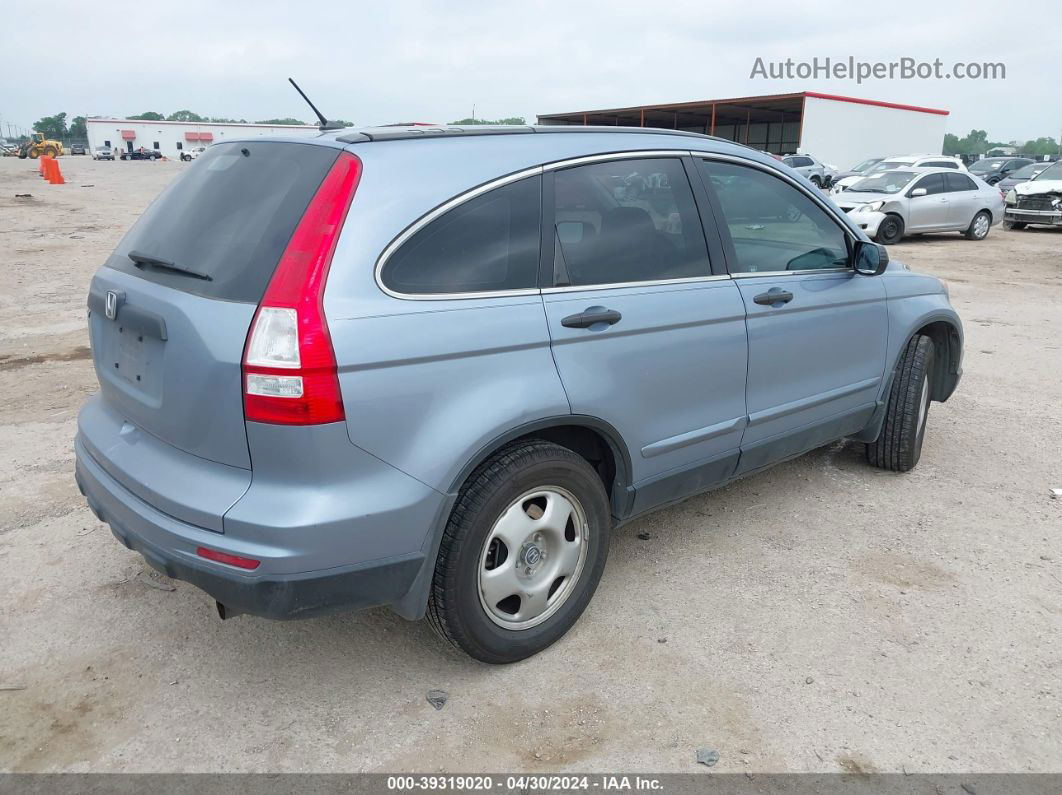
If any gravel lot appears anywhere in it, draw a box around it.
[1,156,1060,774]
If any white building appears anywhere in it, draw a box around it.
[538,91,950,171]
[85,118,320,158]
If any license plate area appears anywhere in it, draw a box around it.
[106,323,163,399]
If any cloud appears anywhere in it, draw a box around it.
[0,0,1057,142]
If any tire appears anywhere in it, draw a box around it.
[810,175,822,188]
[875,214,905,245]
[1003,220,1026,231]
[427,439,611,664]
[866,335,935,472]
[43,146,57,158]
[964,210,991,240]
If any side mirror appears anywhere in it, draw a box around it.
[853,240,889,275]
[909,187,928,197]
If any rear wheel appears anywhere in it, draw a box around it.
[866,335,935,472]
[875,214,905,245]
[1003,220,1026,231]
[965,210,991,240]
[427,439,611,664]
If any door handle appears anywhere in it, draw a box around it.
[561,306,622,329]
[753,288,794,307]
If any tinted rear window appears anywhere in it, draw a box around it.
[380,175,541,295]
[108,141,339,302]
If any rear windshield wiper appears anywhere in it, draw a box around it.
[128,250,213,281]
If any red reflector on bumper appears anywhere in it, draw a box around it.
[196,546,260,570]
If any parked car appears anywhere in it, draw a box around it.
[120,147,161,161]
[832,157,885,184]
[92,146,115,161]
[1004,160,1062,230]
[781,153,830,187]
[70,143,87,155]
[74,128,963,663]
[835,167,1004,244]
[995,161,1051,193]
[832,155,967,194]
[968,156,1034,186]
[180,146,207,162]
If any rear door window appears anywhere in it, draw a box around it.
[551,158,710,287]
[380,175,541,296]
[108,141,340,303]
[945,173,977,192]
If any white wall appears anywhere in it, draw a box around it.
[85,119,320,158]
[799,96,949,170]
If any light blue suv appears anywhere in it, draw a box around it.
[75,126,963,663]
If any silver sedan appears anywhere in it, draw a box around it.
[833,167,1005,244]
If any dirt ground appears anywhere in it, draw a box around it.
[0,156,1059,774]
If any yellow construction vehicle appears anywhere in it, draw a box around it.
[17,133,64,159]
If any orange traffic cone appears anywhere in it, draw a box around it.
[39,155,49,176]
[47,158,65,185]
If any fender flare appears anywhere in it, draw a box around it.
[391,414,634,621]
[853,313,963,443]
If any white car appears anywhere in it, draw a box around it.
[1004,160,1062,230]
[833,167,1004,244]
[180,146,207,162]
[831,155,967,194]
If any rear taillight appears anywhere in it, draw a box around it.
[243,152,362,425]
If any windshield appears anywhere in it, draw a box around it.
[847,170,918,194]
[1032,162,1062,181]
[850,158,882,173]
[1009,163,1045,179]
[970,159,1005,173]
[865,160,910,174]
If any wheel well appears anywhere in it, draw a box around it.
[514,425,619,499]
[915,320,961,400]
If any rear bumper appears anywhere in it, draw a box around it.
[75,422,444,619]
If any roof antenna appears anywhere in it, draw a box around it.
[288,77,345,131]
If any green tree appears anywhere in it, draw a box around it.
[255,117,307,125]
[69,116,87,140]
[449,116,526,125]
[33,113,68,139]
[167,110,205,122]
[1021,137,1060,156]
[208,117,248,124]
[331,119,355,127]
[128,111,165,121]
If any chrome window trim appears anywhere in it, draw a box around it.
[543,149,689,171]
[541,274,731,295]
[731,268,851,278]
[374,165,544,301]
[376,150,706,301]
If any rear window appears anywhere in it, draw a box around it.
[108,141,340,302]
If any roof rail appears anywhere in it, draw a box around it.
[333,124,736,145]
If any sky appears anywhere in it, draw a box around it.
[1,0,1058,144]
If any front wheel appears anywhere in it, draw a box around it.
[809,175,822,188]
[965,210,991,240]
[866,335,935,472]
[875,214,905,245]
[427,439,611,664]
